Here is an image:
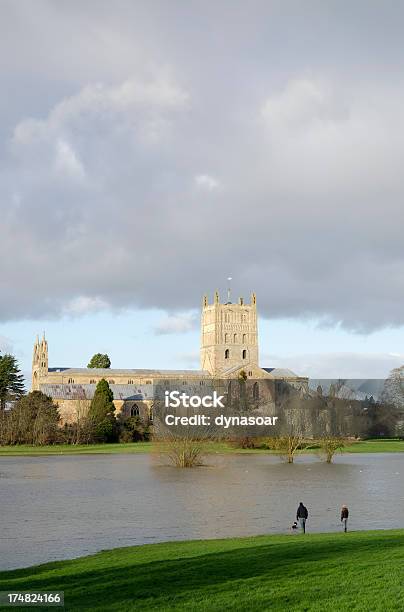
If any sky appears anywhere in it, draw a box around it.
[1,0,404,381]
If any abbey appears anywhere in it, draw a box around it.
[32,292,304,423]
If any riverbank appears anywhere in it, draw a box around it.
[0,439,404,456]
[1,530,403,610]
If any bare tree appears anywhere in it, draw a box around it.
[317,436,347,463]
[267,434,306,463]
[73,399,91,444]
[151,393,214,467]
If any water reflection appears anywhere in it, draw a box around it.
[1,453,403,569]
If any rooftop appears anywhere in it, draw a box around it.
[40,383,155,401]
[48,367,210,377]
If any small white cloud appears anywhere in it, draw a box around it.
[154,312,197,335]
[108,76,189,110]
[54,139,85,180]
[260,78,345,129]
[62,296,109,316]
[12,75,189,150]
[194,174,220,191]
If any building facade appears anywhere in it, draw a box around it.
[32,292,305,423]
[201,292,259,375]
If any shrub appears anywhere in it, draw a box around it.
[229,436,256,449]
[153,430,207,467]
[118,415,150,442]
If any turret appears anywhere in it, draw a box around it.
[32,332,48,390]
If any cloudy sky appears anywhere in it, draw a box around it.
[1,0,404,379]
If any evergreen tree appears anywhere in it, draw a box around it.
[0,353,25,410]
[88,379,117,442]
[87,353,111,368]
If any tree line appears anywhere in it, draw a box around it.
[0,351,150,445]
[1,350,403,447]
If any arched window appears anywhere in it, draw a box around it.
[253,382,259,401]
[225,349,230,359]
[90,379,96,384]
[108,379,115,384]
[131,404,139,417]
[225,333,229,343]
[242,349,247,359]
[233,333,237,343]
[226,310,233,323]
[242,334,247,343]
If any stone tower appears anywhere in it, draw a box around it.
[200,291,258,375]
[32,333,48,390]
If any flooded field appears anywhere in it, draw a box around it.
[1,453,403,569]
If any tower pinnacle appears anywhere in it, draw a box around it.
[227,276,232,304]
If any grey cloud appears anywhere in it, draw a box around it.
[153,312,198,335]
[1,1,404,332]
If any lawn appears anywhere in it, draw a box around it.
[1,530,403,611]
[340,439,404,453]
[0,438,404,456]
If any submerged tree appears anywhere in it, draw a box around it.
[268,434,305,463]
[0,353,25,410]
[317,436,346,463]
[152,404,211,468]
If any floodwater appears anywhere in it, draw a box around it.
[1,453,404,570]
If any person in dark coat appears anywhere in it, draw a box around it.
[341,505,349,532]
[296,502,309,533]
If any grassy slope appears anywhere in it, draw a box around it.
[1,531,403,611]
[0,439,404,456]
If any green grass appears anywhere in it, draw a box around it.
[339,439,404,453]
[1,530,404,611]
[0,438,404,456]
